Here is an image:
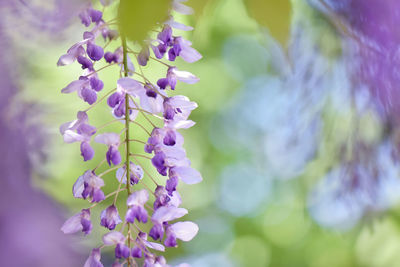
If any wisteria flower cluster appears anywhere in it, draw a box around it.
[58,1,202,266]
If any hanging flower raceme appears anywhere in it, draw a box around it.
[58,1,202,266]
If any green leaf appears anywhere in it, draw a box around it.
[243,0,291,45]
[118,0,172,43]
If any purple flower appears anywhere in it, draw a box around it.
[58,0,203,265]
[139,84,165,114]
[168,42,182,61]
[143,256,168,267]
[83,248,104,267]
[90,77,104,92]
[57,35,94,66]
[83,31,95,40]
[131,246,142,258]
[107,92,124,108]
[81,86,98,104]
[60,111,90,142]
[138,45,150,66]
[79,9,91,27]
[116,162,144,185]
[89,9,103,23]
[151,26,173,60]
[159,146,187,167]
[169,165,202,185]
[150,144,187,177]
[163,130,177,146]
[113,99,127,118]
[151,151,168,176]
[61,77,88,93]
[80,141,95,161]
[144,128,161,153]
[126,189,149,223]
[144,131,157,153]
[72,170,105,202]
[158,26,173,46]
[95,133,122,165]
[154,186,170,209]
[135,232,165,252]
[60,111,96,161]
[77,55,94,70]
[145,128,184,153]
[102,28,119,41]
[175,37,202,63]
[153,186,182,209]
[102,232,131,259]
[157,67,199,90]
[166,176,179,195]
[103,231,126,246]
[164,221,199,247]
[107,146,122,166]
[117,77,145,96]
[87,42,104,61]
[61,208,92,235]
[151,44,164,59]
[79,7,103,27]
[115,244,130,259]
[149,206,188,241]
[104,51,116,63]
[163,95,198,128]
[112,46,123,61]
[100,205,122,230]
[81,171,105,202]
[61,74,103,105]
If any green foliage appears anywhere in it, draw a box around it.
[118,0,172,43]
[243,0,291,44]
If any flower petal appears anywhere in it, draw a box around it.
[116,166,127,184]
[117,77,144,96]
[57,53,77,66]
[127,189,149,206]
[171,166,202,184]
[102,231,126,245]
[143,241,165,252]
[170,221,199,241]
[177,38,202,63]
[172,69,199,84]
[169,191,182,207]
[61,212,82,234]
[167,120,196,129]
[73,175,85,198]
[165,18,193,31]
[84,248,103,267]
[95,133,120,146]
[167,95,198,111]
[63,130,85,143]
[59,120,76,135]
[152,206,188,223]
[61,80,87,94]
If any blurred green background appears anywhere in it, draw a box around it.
[12,0,400,266]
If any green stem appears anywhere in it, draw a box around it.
[122,34,132,267]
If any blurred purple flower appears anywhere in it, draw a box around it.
[0,1,86,266]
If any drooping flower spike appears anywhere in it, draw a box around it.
[58,1,202,266]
